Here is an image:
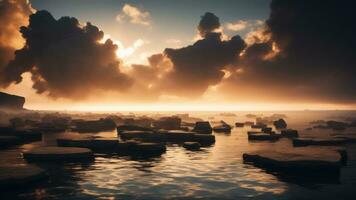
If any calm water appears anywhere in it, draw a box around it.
[2,111,356,200]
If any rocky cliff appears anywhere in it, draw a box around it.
[0,92,25,110]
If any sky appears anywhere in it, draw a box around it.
[1,0,356,111]
[29,0,270,64]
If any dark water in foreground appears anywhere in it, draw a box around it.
[2,111,356,200]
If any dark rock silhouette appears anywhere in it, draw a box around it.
[273,119,287,129]
[281,129,299,138]
[152,116,181,130]
[73,118,116,133]
[192,121,212,134]
[243,147,344,181]
[0,164,46,188]
[235,122,244,127]
[212,120,232,133]
[248,132,280,141]
[183,142,201,151]
[293,138,347,147]
[23,146,94,161]
[0,92,25,110]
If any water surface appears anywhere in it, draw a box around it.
[2,111,356,199]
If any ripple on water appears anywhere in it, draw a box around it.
[3,111,356,199]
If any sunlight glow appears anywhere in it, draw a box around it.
[28,102,356,112]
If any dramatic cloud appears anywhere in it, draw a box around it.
[2,0,356,105]
[225,20,263,31]
[0,0,32,74]
[116,4,151,27]
[226,20,248,31]
[157,13,246,97]
[198,12,220,38]
[0,10,132,99]
[116,39,145,58]
[218,0,356,103]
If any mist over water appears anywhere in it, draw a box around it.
[2,110,356,200]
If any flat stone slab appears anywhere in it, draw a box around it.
[261,127,273,133]
[0,165,46,188]
[248,132,280,141]
[0,129,42,142]
[192,134,215,146]
[243,147,343,177]
[293,138,347,147]
[192,121,212,134]
[130,143,166,155]
[0,136,21,148]
[183,142,201,151]
[57,137,166,155]
[117,125,153,134]
[119,131,164,142]
[23,147,94,161]
[57,137,120,150]
[119,130,215,146]
[235,122,244,127]
[212,125,231,133]
[281,129,299,138]
[164,130,195,142]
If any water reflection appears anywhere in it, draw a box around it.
[1,111,356,199]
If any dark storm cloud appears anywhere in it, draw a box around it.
[198,12,221,38]
[0,10,132,99]
[0,0,32,75]
[221,0,356,103]
[157,12,245,97]
[162,33,245,97]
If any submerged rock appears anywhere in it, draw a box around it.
[183,142,201,150]
[33,114,71,132]
[117,125,153,134]
[73,118,116,133]
[0,136,21,148]
[9,117,25,128]
[192,134,215,146]
[212,121,232,133]
[281,129,299,138]
[23,147,94,161]
[246,114,257,118]
[248,132,280,141]
[251,123,267,129]
[243,147,344,178]
[122,117,153,127]
[326,121,348,130]
[219,112,237,117]
[130,143,166,155]
[119,131,165,142]
[58,137,166,155]
[235,122,244,127]
[152,116,181,130]
[261,127,273,133]
[57,137,119,150]
[293,138,347,147]
[256,117,272,126]
[273,119,287,129]
[119,130,215,146]
[192,121,212,134]
[312,120,349,131]
[0,165,46,188]
[244,121,254,126]
[0,128,42,143]
[164,130,195,142]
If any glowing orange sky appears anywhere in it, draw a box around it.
[2,73,355,111]
[1,0,356,111]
